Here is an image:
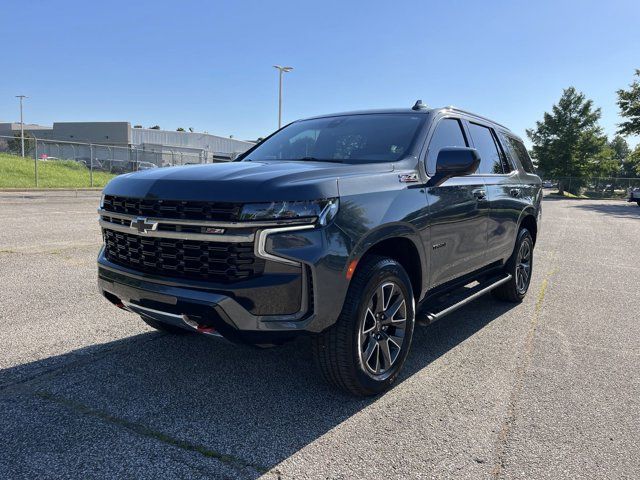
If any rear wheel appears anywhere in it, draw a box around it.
[492,228,534,303]
[312,255,415,396]
[140,316,189,334]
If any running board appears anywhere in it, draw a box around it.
[418,273,512,324]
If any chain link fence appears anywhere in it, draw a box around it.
[4,134,637,198]
[0,134,237,188]
[543,177,640,199]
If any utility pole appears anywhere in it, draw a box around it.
[273,66,293,129]
[16,95,28,157]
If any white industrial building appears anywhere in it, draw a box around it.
[0,121,253,166]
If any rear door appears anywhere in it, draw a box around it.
[499,131,542,231]
[466,122,522,264]
[425,117,489,288]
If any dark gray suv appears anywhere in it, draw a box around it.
[98,101,542,396]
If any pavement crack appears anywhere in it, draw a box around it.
[32,390,269,476]
[491,264,557,478]
[0,334,165,393]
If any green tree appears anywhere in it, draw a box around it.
[133,125,142,129]
[149,125,161,130]
[617,69,640,136]
[526,87,607,194]
[623,146,640,177]
[607,135,640,178]
[176,127,185,132]
[7,132,35,156]
[609,135,630,161]
[588,146,618,178]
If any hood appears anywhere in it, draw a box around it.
[103,160,393,202]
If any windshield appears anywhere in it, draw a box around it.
[244,114,426,164]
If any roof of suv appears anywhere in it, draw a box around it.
[301,108,433,120]
[299,106,516,137]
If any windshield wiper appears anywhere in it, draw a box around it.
[297,157,343,163]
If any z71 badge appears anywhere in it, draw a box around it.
[204,227,226,234]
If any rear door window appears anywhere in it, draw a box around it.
[468,123,505,174]
[426,118,468,173]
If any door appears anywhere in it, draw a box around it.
[425,117,489,288]
[466,122,522,264]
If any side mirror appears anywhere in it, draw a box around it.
[429,147,480,186]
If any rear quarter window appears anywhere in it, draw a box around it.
[504,135,535,173]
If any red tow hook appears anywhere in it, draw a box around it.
[196,324,216,334]
[115,302,125,309]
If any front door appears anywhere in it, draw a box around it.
[424,117,489,288]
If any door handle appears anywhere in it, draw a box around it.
[472,189,487,200]
[510,188,521,197]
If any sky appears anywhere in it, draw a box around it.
[1,0,639,147]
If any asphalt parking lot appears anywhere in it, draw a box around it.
[1,192,639,479]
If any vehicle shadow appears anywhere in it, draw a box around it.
[0,298,516,477]
[572,201,640,219]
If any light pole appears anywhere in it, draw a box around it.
[273,65,293,128]
[15,95,28,157]
[16,95,28,157]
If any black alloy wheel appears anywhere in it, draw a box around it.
[358,281,409,380]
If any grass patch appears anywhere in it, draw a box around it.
[548,190,629,200]
[0,153,115,188]
[548,191,590,199]
[582,190,628,199]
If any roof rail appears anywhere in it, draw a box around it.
[441,106,510,130]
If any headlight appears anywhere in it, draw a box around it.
[239,198,339,225]
[99,193,105,209]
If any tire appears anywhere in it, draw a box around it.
[140,316,189,334]
[492,228,534,303]
[312,255,415,396]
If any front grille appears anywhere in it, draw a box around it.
[103,195,241,221]
[103,229,264,283]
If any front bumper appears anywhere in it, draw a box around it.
[98,222,352,343]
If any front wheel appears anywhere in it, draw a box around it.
[312,255,415,396]
[492,228,534,303]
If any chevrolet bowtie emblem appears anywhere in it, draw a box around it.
[130,217,158,234]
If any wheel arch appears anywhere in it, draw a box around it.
[348,226,426,301]
[517,208,538,245]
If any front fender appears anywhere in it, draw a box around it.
[349,222,426,263]
[333,183,431,300]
